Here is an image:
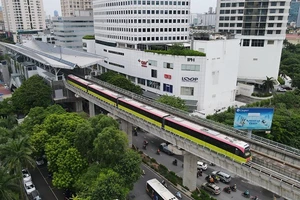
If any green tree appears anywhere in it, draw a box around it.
[74,122,95,159]
[113,150,142,190]
[30,130,50,157]
[98,71,118,82]
[0,167,19,200]
[89,115,119,135]
[108,75,143,95]
[74,164,102,197]
[0,136,35,174]
[90,169,129,200]
[93,127,128,165]
[157,95,187,111]
[11,75,52,114]
[45,137,71,172]
[262,76,276,93]
[52,148,87,189]
[0,115,18,130]
[0,98,15,117]
[292,73,300,89]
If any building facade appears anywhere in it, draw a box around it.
[190,13,216,27]
[216,0,290,81]
[1,0,46,33]
[60,0,93,17]
[53,10,94,50]
[88,0,240,114]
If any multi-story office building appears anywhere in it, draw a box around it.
[289,0,300,27]
[84,0,240,114]
[53,10,94,50]
[60,0,93,17]
[1,0,46,33]
[216,0,290,82]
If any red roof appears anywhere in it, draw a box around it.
[0,85,11,95]
[286,34,300,40]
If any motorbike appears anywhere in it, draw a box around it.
[242,190,250,198]
[172,159,178,166]
[250,197,259,200]
[223,186,231,194]
[161,180,167,188]
[210,162,216,166]
[230,185,237,192]
[156,149,160,155]
[143,144,147,150]
[175,191,182,199]
[197,170,202,178]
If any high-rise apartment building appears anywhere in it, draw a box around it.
[216,0,290,81]
[1,0,46,33]
[60,0,93,17]
[289,0,300,27]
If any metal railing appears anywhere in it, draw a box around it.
[86,76,300,157]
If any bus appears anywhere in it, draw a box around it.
[146,178,178,200]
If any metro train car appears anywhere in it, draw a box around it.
[66,74,252,163]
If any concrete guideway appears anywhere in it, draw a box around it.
[88,77,300,166]
[65,82,300,200]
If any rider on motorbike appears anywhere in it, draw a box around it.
[244,190,250,196]
[173,159,177,165]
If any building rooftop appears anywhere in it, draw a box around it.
[0,40,105,69]
[286,34,300,40]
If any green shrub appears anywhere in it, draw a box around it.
[252,93,272,97]
[150,158,157,163]
[145,49,206,56]
[278,76,285,85]
[82,35,95,40]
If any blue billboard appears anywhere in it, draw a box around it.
[234,108,274,130]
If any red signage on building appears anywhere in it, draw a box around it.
[138,59,148,67]
[164,74,172,79]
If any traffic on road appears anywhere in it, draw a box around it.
[131,129,283,200]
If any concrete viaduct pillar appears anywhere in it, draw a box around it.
[75,100,83,112]
[89,101,95,117]
[119,119,133,148]
[183,152,198,191]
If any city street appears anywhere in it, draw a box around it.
[132,130,283,200]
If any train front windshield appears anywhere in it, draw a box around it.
[244,147,251,158]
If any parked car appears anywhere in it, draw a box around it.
[212,171,231,183]
[22,169,32,183]
[201,182,221,195]
[29,190,42,200]
[24,181,36,195]
[277,87,286,92]
[36,157,45,166]
[197,161,208,170]
[280,85,292,90]
[159,143,174,155]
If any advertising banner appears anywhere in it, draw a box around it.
[233,108,274,130]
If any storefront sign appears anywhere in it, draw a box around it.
[164,74,172,79]
[138,59,148,67]
[182,77,198,82]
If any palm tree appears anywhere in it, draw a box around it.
[0,136,36,200]
[262,76,276,93]
[0,167,19,200]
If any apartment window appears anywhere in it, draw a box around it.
[251,39,264,47]
[151,69,157,78]
[243,39,250,46]
[276,30,281,34]
[278,16,283,20]
[137,78,145,85]
[267,30,273,34]
[270,9,276,13]
[180,87,194,96]
[239,2,244,7]
[270,2,277,6]
[267,40,274,45]
[163,62,173,69]
[269,16,275,20]
[277,23,282,27]
[280,2,285,6]
[163,84,173,93]
[181,64,200,71]
[268,23,274,27]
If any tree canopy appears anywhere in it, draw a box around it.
[157,95,187,111]
[98,71,143,95]
[11,75,52,114]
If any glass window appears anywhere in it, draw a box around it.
[181,64,200,71]
[151,69,157,78]
[148,60,157,66]
[243,39,250,46]
[147,80,160,89]
[137,78,145,85]
[163,62,173,69]
[251,39,264,47]
[267,40,274,45]
[180,87,194,96]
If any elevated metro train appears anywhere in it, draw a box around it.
[67,74,252,163]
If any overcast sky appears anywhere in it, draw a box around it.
[0,0,217,17]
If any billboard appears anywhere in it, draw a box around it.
[234,108,274,130]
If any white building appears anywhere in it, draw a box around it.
[32,32,55,44]
[1,0,46,34]
[86,0,240,114]
[53,10,94,50]
[191,13,216,27]
[60,0,93,17]
[216,0,290,82]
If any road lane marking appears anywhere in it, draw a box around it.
[36,167,59,200]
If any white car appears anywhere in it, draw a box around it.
[24,181,36,195]
[36,157,45,166]
[22,169,32,183]
[197,161,208,170]
[277,87,286,92]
